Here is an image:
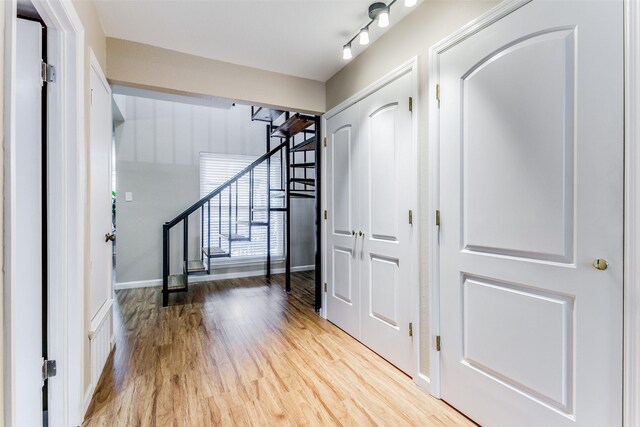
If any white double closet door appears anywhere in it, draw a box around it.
[325,71,416,374]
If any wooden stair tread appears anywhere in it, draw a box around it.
[207,246,228,255]
[291,136,316,152]
[289,192,315,199]
[291,162,316,168]
[271,114,315,138]
[204,246,231,258]
[221,233,251,241]
[187,260,206,273]
[168,274,187,291]
[251,107,285,123]
[290,178,315,186]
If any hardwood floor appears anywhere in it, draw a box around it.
[82,271,473,426]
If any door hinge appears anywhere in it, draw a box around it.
[323,137,327,147]
[409,97,413,112]
[435,209,440,226]
[42,359,57,380]
[409,322,413,337]
[436,336,441,352]
[324,210,328,220]
[408,210,413,225]
[41,61,56,84]
[324,282,327,292]
[436,84,440,103]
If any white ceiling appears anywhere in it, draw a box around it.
[94,0,422,82]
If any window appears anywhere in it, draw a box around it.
[200,152,284,260]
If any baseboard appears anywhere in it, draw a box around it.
[89,298,113,336]
[115,278,162,290]
[83,385,94,419]
[115,265,316,290]
[414,372,432,394]
[89,302,113,403]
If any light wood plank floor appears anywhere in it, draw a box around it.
[82,271,474,426]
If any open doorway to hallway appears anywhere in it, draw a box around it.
[110,90,320,309]
[15,2,49,424]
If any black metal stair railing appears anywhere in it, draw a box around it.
[162,109,321,311]
[162,140,288,306]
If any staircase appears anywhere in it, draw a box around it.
[162,108,321,309]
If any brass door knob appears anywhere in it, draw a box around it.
[592,258,608,271]
[105,233,116,243]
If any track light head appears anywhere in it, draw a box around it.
[359,27,370,45]
[343,43,353,60]
[368,2,386,19]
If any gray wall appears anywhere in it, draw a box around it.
[115,97,314,284]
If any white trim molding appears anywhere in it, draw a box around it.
[323,57,418,120]
[4,1,86,426]
[426,0,531,399]
[115,265,316,290]
[624,0,640,425]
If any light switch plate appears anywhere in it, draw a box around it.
[125,192,133,202]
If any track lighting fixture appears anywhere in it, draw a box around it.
[343,43,353,60]
[372,4,389,28]
[359,27,370,45]
[342,0,416,60]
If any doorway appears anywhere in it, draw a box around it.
[14,14,48,426]
[431,1,623,425]
[5,1,86,425]
[323,62,419,376]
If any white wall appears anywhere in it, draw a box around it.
[107,37,325,114]
[115,97,314,286]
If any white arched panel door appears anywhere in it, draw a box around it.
[325,103,361,339]
[359,72,415,374]
[438,1,623,425]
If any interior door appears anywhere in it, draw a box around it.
[15,18,44,426]
[89,61,113,320]
[359,72,415,374]
[438,1,623,426]
[325,103,361,339]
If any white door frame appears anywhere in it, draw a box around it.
[87,46,114,401]
[623,0,640,424]
[321,57,420,376]
[3,0,86,426]
[427,0,640,425]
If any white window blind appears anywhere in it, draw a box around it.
[200,152,284,259]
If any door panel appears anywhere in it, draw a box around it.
[369,104,399,241]
[462,275,573,411]
[360,72,414,374]
[333,248,353,303]
[439,1,623,426]
[89,62,113,319]
[369,255,399,327]
[326,104,360,339]
[462,28,575,262]
[15,18,44,426]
